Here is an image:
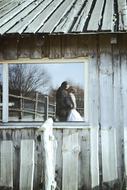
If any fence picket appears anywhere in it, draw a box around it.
[101,128,118,182]
[19,139,35,190]
[62,130,80,190]
[0,140,13,188]
[124,128,127,176]
[90,127,99,188]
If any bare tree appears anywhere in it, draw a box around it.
[9,64,51,95]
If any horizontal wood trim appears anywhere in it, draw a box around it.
[0,57,88,64]
[0,122,92,129]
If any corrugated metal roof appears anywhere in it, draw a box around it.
[0,0,126,35]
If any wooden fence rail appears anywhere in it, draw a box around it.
[0,120,126,190]
[0,92,84,121]
[0,92,56,121]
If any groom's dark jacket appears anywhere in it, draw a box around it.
[56,87,73,121]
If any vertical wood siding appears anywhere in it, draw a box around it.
[0,34,127,189]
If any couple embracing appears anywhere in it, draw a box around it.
[56,81,83,122]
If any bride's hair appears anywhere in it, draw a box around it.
[68,86,76,93]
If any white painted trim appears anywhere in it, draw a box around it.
[84,59,89,122]
[0,122,91,129]
[0,57,88,64]
[1,58,89,123]
[2,64,8,122]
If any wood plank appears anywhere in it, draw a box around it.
[99,36,118,186]
[13,130,22,190]
[54,129,63,190]
[101,128,118,182]
[124,128,127,176]
[19,140,35,190]
[101,0,113,31]
[0,140,13,188]
[78,129,91,189]
[117,0,126,10]
[117,0,126,30]
[122,127,127,188]
[72,0,93,32]
[120,44,127,188]
[3,37,17,60]
[90,127,99,188]
[8,0,52,34]
[84,59,89,122]
[49,36,62,58]
[18,37,31,58]
[62,130,79,190]
[0,0,43,35]
[34,134,44,190]
[77,36,89,57]
[0,0,13,10]
[113,42,123,184]
[88,37,99,125]
[0,57,85,64]
[30,36,44,59]
[25,0,64,33]
[54,0,85,33]
[42,118,57,190]
[99,36,113,128]
[0,0,25,18]
[87,0,105,31]
[85,39,99,188]
[121,47,127,130]
[0,0,33,28]
[39,0,79,33]
[2,63,8,122]
[62,36,77,58]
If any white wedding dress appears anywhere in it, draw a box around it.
[67,108,83,121]
[67,92,83,121]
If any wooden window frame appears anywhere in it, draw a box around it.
[1,58,89,123]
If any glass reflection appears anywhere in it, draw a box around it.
[8,63,84,121]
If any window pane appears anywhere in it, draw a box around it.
[8,63,84,122]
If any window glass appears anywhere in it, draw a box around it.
[7,63,84,121]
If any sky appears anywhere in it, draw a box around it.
[43,63,84,89]
[0,63,85,91]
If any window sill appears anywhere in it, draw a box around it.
[0,121,90,129]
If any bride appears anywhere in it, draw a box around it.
[67,86,83,121]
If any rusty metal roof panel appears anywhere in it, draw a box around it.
[0,0,125,35]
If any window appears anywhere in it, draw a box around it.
[0,59,88,122]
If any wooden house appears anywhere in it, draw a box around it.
[0,0,127,189]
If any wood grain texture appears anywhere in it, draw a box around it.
[0,141,13,188]
[19,139,35,190]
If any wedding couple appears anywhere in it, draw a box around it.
[56,81,83,121]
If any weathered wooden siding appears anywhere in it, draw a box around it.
[0,125,92,190]
[0,123,126,190]
[0,34,127,189]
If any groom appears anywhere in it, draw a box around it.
[56,81,73,121]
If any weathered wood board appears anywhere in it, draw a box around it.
[62,130,79,190]
[0,140,13,188]
[19,139,35,190]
